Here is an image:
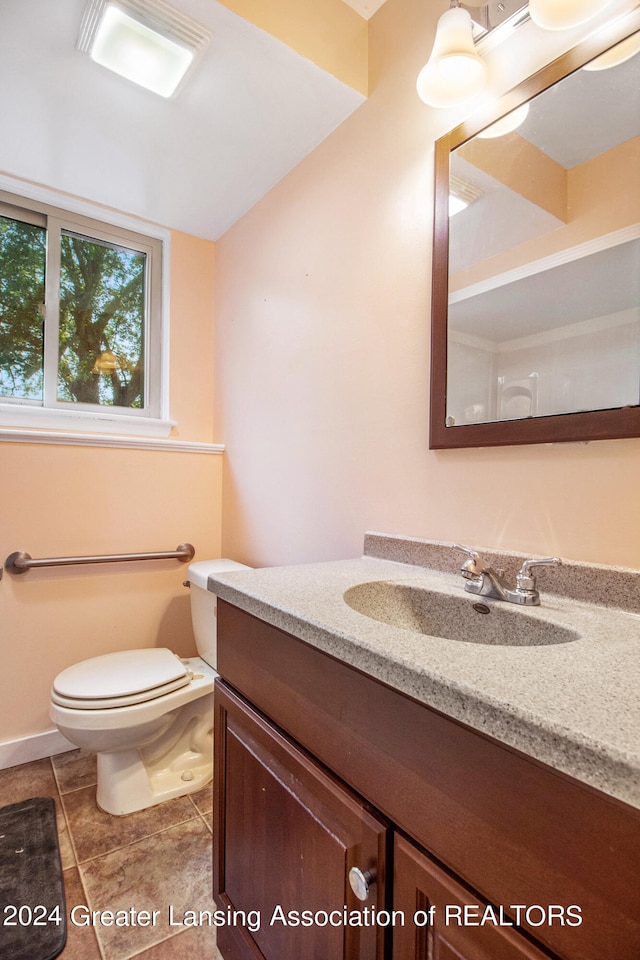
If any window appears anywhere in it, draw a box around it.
[0,186,169,436]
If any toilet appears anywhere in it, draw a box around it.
[49,558,248,816]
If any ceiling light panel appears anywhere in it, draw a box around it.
[77,0,211,97]
[449,174,483,216]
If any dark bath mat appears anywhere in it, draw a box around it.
[0,796,66,960]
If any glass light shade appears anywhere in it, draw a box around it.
[416,7,488,108]
[582,32,640,70]
[477,102,530,138]
[528,0,614,31]
[92,350,129,374]
[90,4,194,97]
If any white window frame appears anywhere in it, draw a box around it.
[0,175,173,438]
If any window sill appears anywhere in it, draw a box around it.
[0,404,175,437]
[0,405,224,454]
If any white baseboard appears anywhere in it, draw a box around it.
[0,728,76,770]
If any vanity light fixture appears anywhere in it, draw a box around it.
[476,101,530,137]
[416,1,488,108]
[92,349,128,374]
[582,30,640,69]
[77,0,211,98]
[528,0,614,31]
[418,0,626,109]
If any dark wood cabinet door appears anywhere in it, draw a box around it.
[214,681,390,960]
[218,600,640,960]
[393,835,551,960]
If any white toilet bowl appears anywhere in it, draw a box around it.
[49,558,248,815]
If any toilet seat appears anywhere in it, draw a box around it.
[51,648,192,710]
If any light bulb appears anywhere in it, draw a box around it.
[477,103,530,138]
[583,32,640,70]
[528,0,615,32]
[416,6,488,109]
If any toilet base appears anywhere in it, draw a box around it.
[96,692,214,815]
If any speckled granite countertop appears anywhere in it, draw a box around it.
[208,535,640,810]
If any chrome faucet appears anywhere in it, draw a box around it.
[452,545,561,606]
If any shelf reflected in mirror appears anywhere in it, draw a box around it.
[430,9,640,448]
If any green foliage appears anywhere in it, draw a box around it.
[0,215,145,408]
[0,215,45,399]
[59,233,145,407]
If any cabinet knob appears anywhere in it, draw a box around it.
[348,866,376,901]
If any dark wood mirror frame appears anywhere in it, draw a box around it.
[429,8,640,449]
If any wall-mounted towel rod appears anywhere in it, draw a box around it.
[5,543,195,575]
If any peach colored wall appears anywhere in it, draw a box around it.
[213,0,640,571]
[218,0,368,95]
[168,231,216,441]
[1,231,221,747]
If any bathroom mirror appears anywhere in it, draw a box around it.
[430,10,640,448]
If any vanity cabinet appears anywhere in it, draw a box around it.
[214,682,389,960]
[213,600,640,960]
[393,835,549,960]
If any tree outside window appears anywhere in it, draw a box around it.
[0,190,164,432]
[1,212,147,410]
[0,214,46,401]
[58,231,145,408]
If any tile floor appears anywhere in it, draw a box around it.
[0,751,224,960]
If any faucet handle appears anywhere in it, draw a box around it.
[516,557,561,592]
[452,543,480,560]
[452,544,489,578]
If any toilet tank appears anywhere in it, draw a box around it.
[187,559,251,669]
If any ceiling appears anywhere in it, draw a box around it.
[0,0,369,240]
[342,0,387,17]
[518,50,640,167]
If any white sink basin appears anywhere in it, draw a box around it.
[343,580,579,646]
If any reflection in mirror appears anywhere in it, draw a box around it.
[447,37,640,428]
[429,14,640,448]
